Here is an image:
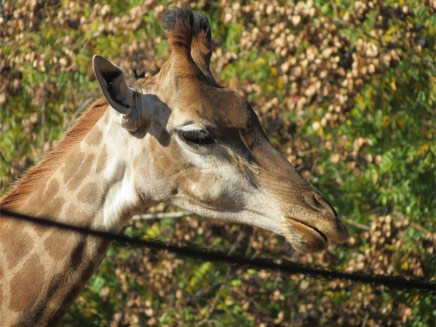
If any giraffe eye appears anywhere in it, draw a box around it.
[177,129,215,146]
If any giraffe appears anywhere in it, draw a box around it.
[0,8,349,326]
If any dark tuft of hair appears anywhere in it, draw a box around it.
[161,7,193,31]
[161,7,194,54]
[192,11,211,41]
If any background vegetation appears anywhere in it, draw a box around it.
[1,0,435,326]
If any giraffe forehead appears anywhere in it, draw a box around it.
[166,82,249,129]
[202,90,249,128]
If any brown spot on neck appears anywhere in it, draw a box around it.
[77,182,99,205]
[64,203,94,227]
[8,254,45,312]
[1,222,32,270]
[0,98,108,210]
[44,230,75,261]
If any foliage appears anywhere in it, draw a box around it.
[1,0,435,326]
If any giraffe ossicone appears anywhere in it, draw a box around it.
[0,7,348,326]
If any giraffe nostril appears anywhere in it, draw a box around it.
[310,192,338,217]
[312,193,323,208]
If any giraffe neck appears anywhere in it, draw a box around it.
[0,102,148,326]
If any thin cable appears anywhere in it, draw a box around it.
[0,208,434,293]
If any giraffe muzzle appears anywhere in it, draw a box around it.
[280,192,349,253]
[282,214,349,253]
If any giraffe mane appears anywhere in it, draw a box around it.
[0,98,108,209]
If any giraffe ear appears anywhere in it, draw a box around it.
[93,55,171,132]
[93,55,135,116]
[191,11,214,81]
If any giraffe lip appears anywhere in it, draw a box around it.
[287,217,328,243]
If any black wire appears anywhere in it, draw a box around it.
[0,208,434,293]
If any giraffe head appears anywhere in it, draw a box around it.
[93,8,348,253]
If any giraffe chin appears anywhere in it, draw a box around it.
[283,218,328,253]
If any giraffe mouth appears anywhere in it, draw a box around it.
[292,218,328,241]
[283,217,329,253]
